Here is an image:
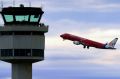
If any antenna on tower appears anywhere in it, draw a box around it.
[40,0,44,9]
[0,0,3,11]
[28,0,31,7]
[13,0,15,7]
[1,0,3,8]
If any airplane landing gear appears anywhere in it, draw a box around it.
[83,45,86,48]
[87,46,89,49]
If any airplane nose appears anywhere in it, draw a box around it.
[60,35,63,37]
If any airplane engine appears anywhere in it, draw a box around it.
[73,41,81,45]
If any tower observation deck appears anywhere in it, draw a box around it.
[0,4,48,79]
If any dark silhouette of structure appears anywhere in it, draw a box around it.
[0,4,48,79]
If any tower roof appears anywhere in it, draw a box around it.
[0,5,44,25]
[2,7,44,15]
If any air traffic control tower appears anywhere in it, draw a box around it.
[0,4,48,79]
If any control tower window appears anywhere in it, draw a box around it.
[1,49,13,56]
[3,14,41,23]
[15,15,29,22]
[30,15,40,22]
[4,15,13,22]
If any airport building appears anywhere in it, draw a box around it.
[0,4,48,79]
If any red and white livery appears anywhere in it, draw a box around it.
[60,33,118,49]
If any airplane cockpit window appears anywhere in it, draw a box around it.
[4,15,13,22]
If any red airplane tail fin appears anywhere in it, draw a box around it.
[108,38,118,48]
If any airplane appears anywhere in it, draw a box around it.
[60,33,118,49]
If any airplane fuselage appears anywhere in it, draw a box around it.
[60,33,118,49]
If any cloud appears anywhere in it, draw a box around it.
[92,54,114,65]
[1,0,120,12]
[89,50,120,65]
[44,43,120,66]
[46,19,120,32]
[32,49,120,79]
[44,19,120,67]
[0,0,119,79]
[41,0,120,12]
